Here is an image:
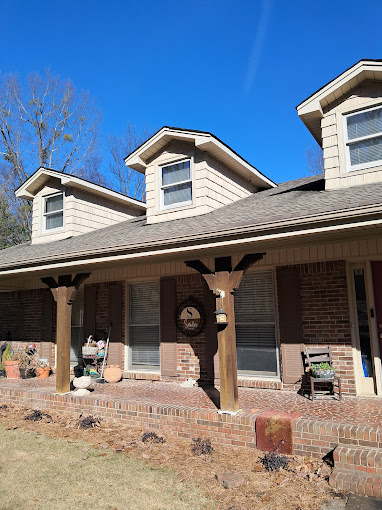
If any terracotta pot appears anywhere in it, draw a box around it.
[104,365,122,383]
[4,360,20,379]
[36,366,51,378]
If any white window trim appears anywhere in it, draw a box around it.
[42,192,64,233]
[344,103,382,173]
[160,158,193,211]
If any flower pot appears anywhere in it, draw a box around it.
[73,376,92,389]
[104,365,122,383]
[20,367,35,379]
[4,360,20,379]
[36,366,51,378]
[312,369,335,379]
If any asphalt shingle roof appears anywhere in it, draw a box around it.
[1,175,382,270]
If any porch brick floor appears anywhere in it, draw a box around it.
[1,376,381,427]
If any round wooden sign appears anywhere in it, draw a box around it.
[176,298,205,337]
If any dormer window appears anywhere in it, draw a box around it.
[160,159,192,210]
[345,105,382,171]
[43,192,64,231]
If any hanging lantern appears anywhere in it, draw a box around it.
[215,307,228,325]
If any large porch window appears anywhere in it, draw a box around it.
[234,270,278,376]
[129,281,160,369]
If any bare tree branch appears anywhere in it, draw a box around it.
[306,144,324,175]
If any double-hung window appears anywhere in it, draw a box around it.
[160,159,192,209]
[129,281,160,369]
[43,193,64,231]
[345,105,382,171]
[234,270,278,376]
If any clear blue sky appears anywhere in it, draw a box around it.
[2,0,382,184]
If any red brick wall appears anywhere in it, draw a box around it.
[0,289,45,355]
[173,273,212,383]
[282,261,356,395]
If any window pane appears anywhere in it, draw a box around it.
[234,270,277,375]
[349,135,382,166]
[236,324,277,374]
[235,271,275,322]
[164,182,192,206]
[162,161,190,186]
[46,212,63,230]
[45,194,63,213]
[130,281,159,325]
[347,107,382,140]
[130,325,160,366]
[129,281,160,368]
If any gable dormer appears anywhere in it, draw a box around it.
[16,167,146,244]
[125,127,275,224]
[297,59,382,190]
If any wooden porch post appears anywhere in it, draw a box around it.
[41,273,90,394]
[186,254,264,413]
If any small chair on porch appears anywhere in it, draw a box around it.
[304,346,342,401]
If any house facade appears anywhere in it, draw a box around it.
[1,60,382,400]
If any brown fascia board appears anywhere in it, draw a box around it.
[2,204,382,272]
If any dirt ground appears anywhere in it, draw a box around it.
[0,402,345,510]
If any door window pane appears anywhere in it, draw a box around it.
[353,269,374,378]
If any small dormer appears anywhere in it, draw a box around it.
[125,127,276,224]
[16,167,146,244]
[297,59,382,190]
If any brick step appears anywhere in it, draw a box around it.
[329,468,382,498]
[334,446,382,475]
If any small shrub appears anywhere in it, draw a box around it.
[24,409,52,421]
[260,451,290,472]
[142,432,165,444]
[78,415,100,429]
[191,438,213,455]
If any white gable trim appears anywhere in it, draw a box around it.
[125,127,276,190]
[15,167,146,210]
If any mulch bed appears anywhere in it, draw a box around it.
[0,402,345,510]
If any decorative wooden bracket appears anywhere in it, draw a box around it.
[41,273,90,394]
[185,254,265,413]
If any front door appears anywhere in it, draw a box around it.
[350,263,382,395]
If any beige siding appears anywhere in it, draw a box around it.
[322,80,382,190]
[31,179,143,244]
[6,234,382,290]
[144,140,256,224]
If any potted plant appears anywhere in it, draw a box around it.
[35,358,51,378]
[311,362,335,379]
[2,344,20,379]
[18,348,36,379]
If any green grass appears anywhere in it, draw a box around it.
[0,425,214,510]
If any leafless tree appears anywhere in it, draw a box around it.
[0,70,102,244]
[306,144,324,175]
[106,123,153,202]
